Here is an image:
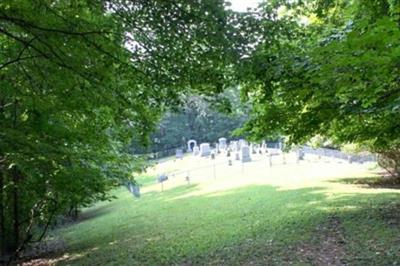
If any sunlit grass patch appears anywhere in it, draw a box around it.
[48,154,399,265]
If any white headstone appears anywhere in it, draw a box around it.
[175,149,183,159]
[187,139,197,152]
[251,144,257,154]
[261,140,267,152]
[192,145,200,156]
[239,139,248,149]
[241,145,251,163]
[199,143,211,157]
[158,174,168,183]
[218,137,227,150]
[235,141,241,151]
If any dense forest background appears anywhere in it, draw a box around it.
[130,89,248,154]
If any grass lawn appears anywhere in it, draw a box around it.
[46,154,400,265]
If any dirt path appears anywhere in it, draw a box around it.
[298,214,346,266]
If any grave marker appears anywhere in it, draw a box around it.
[187,139,197,152]
[192,145,200,156]
[199,143,211,157]
[175,149,183,159]
[218,137,227,150]
[241,145,251,163]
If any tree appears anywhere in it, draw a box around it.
[0,0,244,258]
[130,89,248,155]
[236,0,400,176]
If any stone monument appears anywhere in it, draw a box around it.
[261,140,267,153]
[175,149,183,159]
[241,145,251,163]
[199,143,211,157]
[210,151,215,160]
[235,141,241,151]
[192,145,200,156]
[187,139,197,152]
[158,173,168,183]
[218,137,227,150]
[239,139,248,149]
[215,144,220,154]
[235,152,240,160]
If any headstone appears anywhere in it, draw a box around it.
[235,152,240,160]
[239,139,248,148]
[210,151,215,160]
[228,159,232,166]
[199,143,211,157]
[228,141,234,150]
[192,145,200,156]
[236,141,241,151]
[297,149,304,161]
[241,145,251,163]
[261,140,267,153]
[187,139,197,152]
[218,137,227,150]
[254,144,260,153]
[215,144,220,154]
[158,174,168,183]
[250,144,257,154]
[226,150,231,157]
[175,149,183,159]
[230,141,238,151]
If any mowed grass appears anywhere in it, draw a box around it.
[51,156,400,265]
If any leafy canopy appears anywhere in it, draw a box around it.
[0,0,244,256]
[237,0,400,153]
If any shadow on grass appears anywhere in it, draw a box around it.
[61,185,201,229]
[47,180,400,266]
[75,205,115,223]
[331,176,400,189]
[141,183,200,200]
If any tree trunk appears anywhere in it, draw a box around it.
[0,169,4,256]
[12,167,19,252]
[0,100,5,255]
[11,99,20,251]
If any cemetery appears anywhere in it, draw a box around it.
[38,139,399,265]
[1,0,400,265]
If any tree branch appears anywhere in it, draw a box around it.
[0,14,110,36]
[0,55,42,71]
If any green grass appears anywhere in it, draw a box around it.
[51,171,400,265]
